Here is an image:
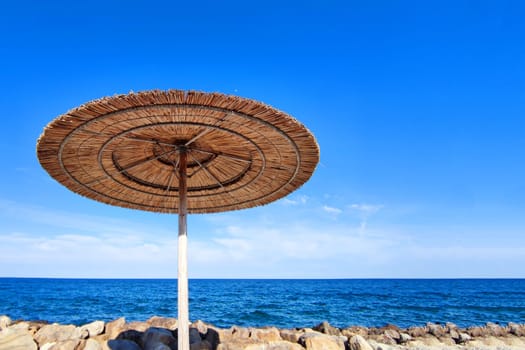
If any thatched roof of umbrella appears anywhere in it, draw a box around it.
[37,90,319,214]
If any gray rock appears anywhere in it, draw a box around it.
[437,336,456,346]
[148,317,178,331]
[249,327,282,342]
[366,339,396,350]
[107,339,142,350]
[458,332,472,343]
[80,328,90,339]
[148,344,171,350]
[467,326,484,337]
[216,328,234,343]
[0,327,37,350]
[34,324,82,345]
[415,336,442,347]
[142,327,176,350]
[192,320,209,335]
[445,322,458,331]
[449,328,459,341]
[372,333,396,346]
[106,318,127,340]
[349,335,373,350]
[407,326,426,338]
[126,321,149,332]
[219,340,303,350]
[80,321,105,337]
[28,321,49,335]
[231,326,250,339]
[279,329,302,343]
[9,322,30,332]
[190,339,213,350]
[244,345,269,350]
[383,329,400,342]
[216,339,258,350]
[485,322,506,337]
[117,329,144,347]
[426,323,445,337]
[267,341,305,350]
[313,321,341,336]
[341,327,368,339]
[299,332,346,350]
[204,327,220,349]
[80,339,103,350]
[398,333,411,344]
[508,322,525,337]
[48,339,81,350]
[190,327,203,344]
[0,316,12,330]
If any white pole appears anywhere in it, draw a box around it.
[178,148,190,350]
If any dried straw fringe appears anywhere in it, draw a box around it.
[37,90,319,214]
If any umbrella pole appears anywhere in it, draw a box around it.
[178,148,190,350]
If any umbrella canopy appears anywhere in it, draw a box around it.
[37,90,319,214]
[37,90,319,350]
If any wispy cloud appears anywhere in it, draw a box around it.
[0,198,180,277]
[322,205,342,215]
[187,219,400,277]
[0,231,178,278]
[0,198,171,238]
[349,203,384,234]
[186,214,525,278]
[2,198,524,278]
[281,195,309,206]
[350,203,384,214]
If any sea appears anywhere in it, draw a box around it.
[1,278,524,329]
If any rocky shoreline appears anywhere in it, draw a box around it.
[1,315,524,350]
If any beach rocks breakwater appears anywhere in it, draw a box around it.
[1,315,524,350]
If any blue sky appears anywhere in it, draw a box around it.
[0,1,524,278]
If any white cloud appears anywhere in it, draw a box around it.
[185,216,405,278]
[348,203,384,235]
[1,198,524,278]
[3,221,525,278]
[322,205,342,215]
[350,203,383,214]
[0,198,172,238]
[281,195,309,206]
[0,231,179,278]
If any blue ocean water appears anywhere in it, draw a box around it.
[0,279,524,329]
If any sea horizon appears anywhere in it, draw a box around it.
[2,277,524,280]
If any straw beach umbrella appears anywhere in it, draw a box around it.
[37,90,319,350]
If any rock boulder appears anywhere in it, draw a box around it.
[348,335,373,350]
[47,339,81,350]
[249,327,282,342]
[426,322,445,337]
[79,338,103,350]
[107,339,142,350]
[0,327,37,350]
[147,317,178,331]
[313,322,341,336]
[299,332,346,350]
[0,316,12,331]
[105,317,127,340]
[142,327,176,350]
[509,322,525,337]
[279,329,303,343]
[81,321,105,338]
[485,322,506,337]
[34,324,82,345]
